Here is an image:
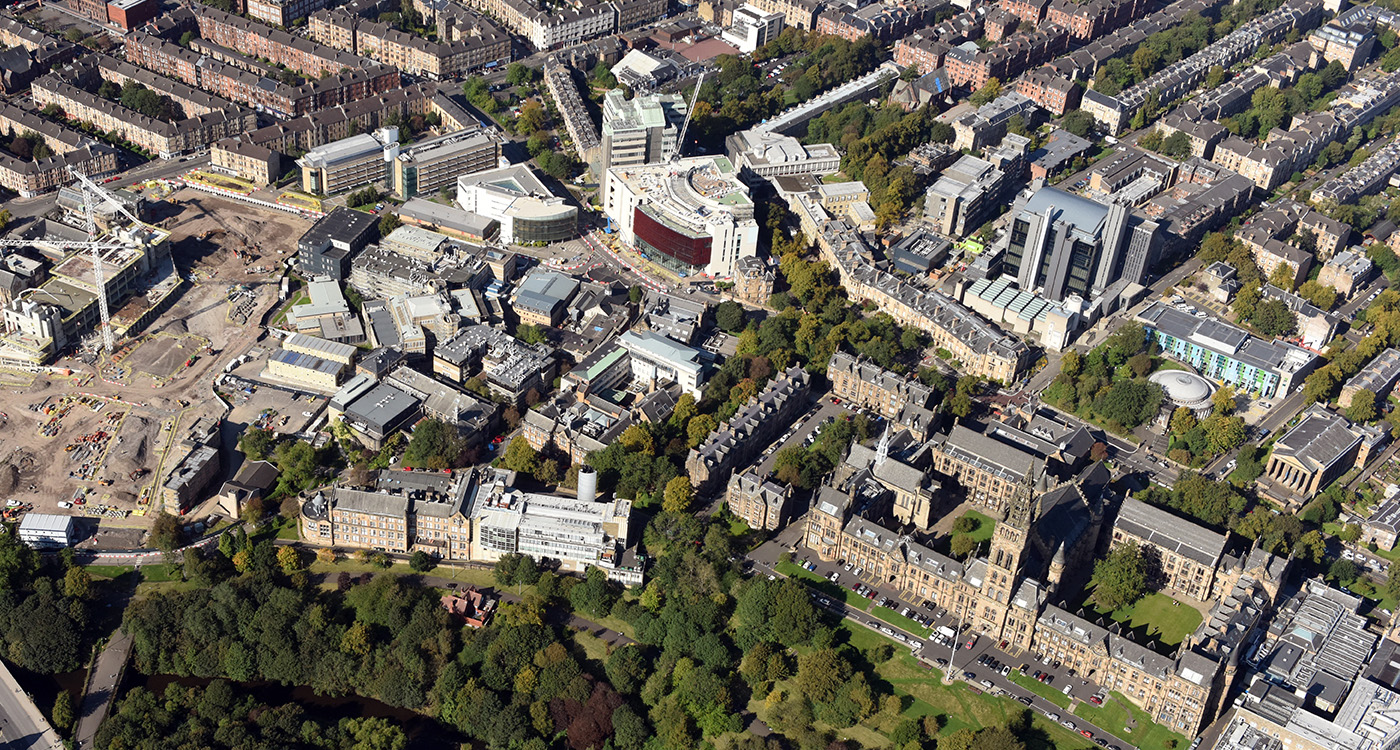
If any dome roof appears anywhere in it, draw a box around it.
[1149,370,1215,409]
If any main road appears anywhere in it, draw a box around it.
[0,657,64,750]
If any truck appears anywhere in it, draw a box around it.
[937,626,957,640]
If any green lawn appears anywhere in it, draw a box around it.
[569,628,612,666]
[870,605,932,638]
[777,561,870,611]
[837,622,1096,749]
[955,511,996,544]
[1073,691,1189,750]
[1010,670,1070,709]
[1091,592,1202,647]
[86,563,180,582]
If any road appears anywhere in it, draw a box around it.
[0,655,64,750]
[745,542,1140,750]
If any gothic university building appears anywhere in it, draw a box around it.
[804,441,1291,735]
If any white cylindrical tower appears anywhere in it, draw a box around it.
[577,466,598,504]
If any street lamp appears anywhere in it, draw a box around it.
[942,601,966,686]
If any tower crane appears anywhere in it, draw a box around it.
[0,166,146,353]
[672,71,705,163]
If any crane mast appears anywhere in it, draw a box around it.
[70,167,115,353]
[673,71,705,163]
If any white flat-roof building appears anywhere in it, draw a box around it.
[600,89,688,192]
[471,469,641,584]
[617,330,711,397]
[604,155,759,277]
[455,165,577,245]
[722,4,784,53]
[725,129,841,181]
[18,513,75,547]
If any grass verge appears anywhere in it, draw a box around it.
[1072,691,1188,750]
[1009,670,1070,709]
[869,605,932,638]
[777,561,870,611]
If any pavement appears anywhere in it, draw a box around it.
[0,656,64,750]
[73,632,131,750]
[745,541,1140,750]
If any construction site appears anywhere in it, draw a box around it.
[0,181,315,546]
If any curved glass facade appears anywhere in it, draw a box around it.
[633,207,711,267]
[513,210,578,244]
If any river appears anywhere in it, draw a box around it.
[127,672,468,749]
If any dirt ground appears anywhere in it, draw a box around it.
[0,192,312,545]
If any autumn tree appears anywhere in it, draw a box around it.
[662,476,694,514]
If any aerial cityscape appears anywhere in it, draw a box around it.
[8,0,1400,748]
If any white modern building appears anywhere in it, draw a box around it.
[600,89,688,187]
[470,468,641,584]
[18,513,75,547]
[617,330,712,397]
[725,129,841,181]
[603,155,759,277]
[455,164,577,245]
[722,4,784,53]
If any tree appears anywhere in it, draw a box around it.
[149,512,183,552]
[516,323,547,345]
[1251,298,1296,337]
[795,648,852,703]
[969,78,1002,107]
[1298,280,1338,311]
[1203,415,1247,454]
[52,691,75,732]
[1348,388,1378,423]
[316,547,336,564]
[715,301,746,333]
[276,546,302,573]
[501,437,539,475]
[1161,131,1192,159]
[408,548,434,570]
[239,427,275,460]
[404,418,464,470]
[1268,263,1297,291]
[1213,386,1236,416]
[1206,64,1227,89]
[1340,523,1362,543]
[950,534,978,559]
[953,515,979,533]
[1170,407,1198,436]
[1127,352,1154,378]
[518,100,547,136]
[687,414,717,448]
[1330,558,1360,586]
[662,476,694,514]
[62,567,91,600]
[506,62,539,86]
[1060,109,1095,138]
[628,286,644,304]
[1091,541,1147,611]
[378,213,402,236]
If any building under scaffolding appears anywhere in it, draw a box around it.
[0,221,174,364]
